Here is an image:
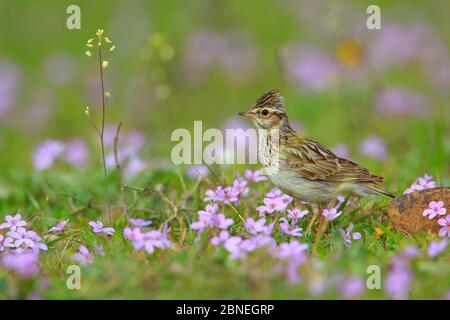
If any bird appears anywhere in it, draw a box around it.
[238,89,395,210]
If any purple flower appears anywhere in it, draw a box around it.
[49,220,68,233]
[2,251,40,278]
[438,215,450,238]
[322,208,342,221]
[403,174,437,194]
[224,236,246,260]
[0,234,4,252]
[123,227,145,249]
[88,221,115,236]
[375,87,429,117]
[336,195,350,208]
[257,197,288,216]
[0,60,21,117]
[191,204,233,232]
[287,208,309,220]
[204,186,239,204]
[244,169,267,182]
[0,214,27,231]
[332,143,350,159]
[73,245,95,265]
[7,227,36,249]
[245,218,270,235]
[93,243,104,256]
[181,30,256,85]
[129,218,152,227]
[63,138,89,167]
[385,267,413,300]
[423,201,446,219]
[279,218,303,237]
[367,23,427,69]
[32,140,65,171]
[427,238,448,258]
[281,44,338,92]
[339,276,366,299]
[339,223,362,245]
[187,164,210,179]
[211,230,230,246]
[124,157,147,176]
[276,241,308,261]
[359,136,387,161]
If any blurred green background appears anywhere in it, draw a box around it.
[0,0,449,187]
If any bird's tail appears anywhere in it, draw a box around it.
[366,183,396,199]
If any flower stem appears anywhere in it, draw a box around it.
[98,45,111,223]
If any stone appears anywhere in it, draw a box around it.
[386,187,449,234]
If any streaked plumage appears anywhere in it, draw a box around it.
[239,89,395,204]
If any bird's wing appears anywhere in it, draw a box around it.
[283,137,384,183]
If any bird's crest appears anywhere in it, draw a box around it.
[254,89,285,112]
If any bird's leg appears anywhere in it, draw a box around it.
[305,203,320,235]
[313,199,337,252]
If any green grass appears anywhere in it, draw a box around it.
[0,0,449,300]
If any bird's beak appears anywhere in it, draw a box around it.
[238,111,256,119]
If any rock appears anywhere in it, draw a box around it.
[387,187,449,234]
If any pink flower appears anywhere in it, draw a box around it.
[73,245,95,265]
[403,173,437,194]
[339,276,366,299]
[231,177,249,197]
[223,236,246,260]
[7,227,36,249]
[211,230,230,246]
[0,234,4,252]
[49,220,68,232]
[245,218,269,235]
[88,221,115,236]
[279,218,303,237]
[123,227,145,249]
[339,223,362,245]
[427,239,448,257]
[187,164,210,179]
[438,215,450,238]
[336,195,350,208]
[385,266,413,300]
[332,143,350,159]
[204,186,239,204]
[129,218,152,227]
[191,204,233,232]
[276,240,308,262]
[244,169,267,182]
[257,197,286,216]
[63,138,89,168]
[321,208,342,221]
[32,140,65,171]
[287,208,309,220]
[423,201,446,219]
[2,251,40,278]
[359,136,387,161]
[0,214,27,231]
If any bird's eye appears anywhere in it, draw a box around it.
[261,109,269,116]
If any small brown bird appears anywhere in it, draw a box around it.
[238,89,395,208]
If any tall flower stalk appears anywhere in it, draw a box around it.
[84,29,116,222]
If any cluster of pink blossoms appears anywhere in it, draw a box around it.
[123,219,173,254]
[422,200,449,238]
[0,214,47,253]
[403,173,437,194]
[0,214,47,278]
[257,188,293,216]
[191,204,233,238]
[204,176,250,204]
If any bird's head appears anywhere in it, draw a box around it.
[238,89,287,129]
